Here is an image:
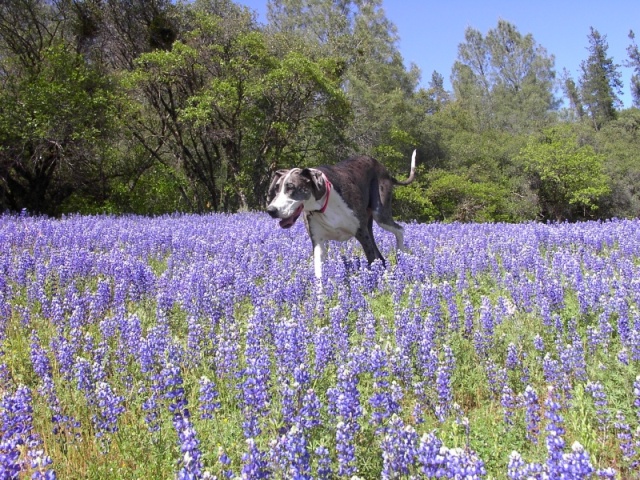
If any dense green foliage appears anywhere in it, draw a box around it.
[1,0,639,221]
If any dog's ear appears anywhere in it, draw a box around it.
[301,168,326,200]
[266,169,288,205]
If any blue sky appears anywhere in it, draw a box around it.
[238,0,640,108]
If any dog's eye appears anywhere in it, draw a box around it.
[285,183,294,191]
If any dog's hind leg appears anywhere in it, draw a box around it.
[374,215,406,252]
[367,215,385,263]
[371,179,407,252]
[356,220,386,267]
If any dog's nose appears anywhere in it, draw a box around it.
[266,205,278,218]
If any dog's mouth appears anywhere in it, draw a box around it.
[279,204,304,229]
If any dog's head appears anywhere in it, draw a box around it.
[266,168,327,228]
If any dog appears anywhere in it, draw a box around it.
[266,150,416,279]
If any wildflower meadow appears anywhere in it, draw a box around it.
[1,212,640,479]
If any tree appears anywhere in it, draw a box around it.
[595,109,640,218]
[125,0,348,211]
[562,70,584,119]
[267,0,425,169]
[576,28,623,130]
[626,30,640,108]
[452,20,558,134]
[0,0,122,214]
[70,0,178,70]
[423,71,450,115]
[421,170,512,222]
[517,125,610,220]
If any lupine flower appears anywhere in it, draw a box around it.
[369,345,395,429]
[507,450,547,479]
[198,376,221,420]
[0,385,56,479]
[313,326,334,375]
[484,359,508,400]
[533,334,545,353]
[435,345,455,422]
[522,385,541,445]
[416,431,445,477]
[141,390,161,433]
[380,415,418,479]
[32,332,80,439]
[298,389,322,431]
[441,282,459,333]
[158,363,204,480]
[328,364,362,477]
[1,385,34,478]
[92,381,125,451]
[501,385,517,429]
[218,447,233,479]
[416,431,486,479]
[314,445,333,480]
[444,446,487,479]
[241,438,269,479]
[214,316,240,379]
[5,205,640,478]
[562,441,595,477]
[505,342,519,370]
[268,424,311,480]
[280,381,297,427]
[239,313,271,439]
[585,381,610,432]
[614,411,639,470]
[542,353,561,385]
[559,341,587,381]
[463,297,474,338]
[629,328,640,362]
[618,347,629,365]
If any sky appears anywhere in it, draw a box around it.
[237,0,640,108]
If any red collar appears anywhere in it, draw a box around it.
[318,174,331,213]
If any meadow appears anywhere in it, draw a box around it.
[1,212,639,479]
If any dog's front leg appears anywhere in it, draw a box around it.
[313,241,327,279]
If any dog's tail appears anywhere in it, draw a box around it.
[392,149,417,186]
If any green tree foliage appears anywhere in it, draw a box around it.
[573,28,624,130]
[517,125,610,220]
[452,20,558,134]
[423,71,450,115]
[421,170,511,222]
[124,0,348,211]
[626,30,640,108]
[594,109,640,218]
[0,0,122,215]
[267,0,425,171]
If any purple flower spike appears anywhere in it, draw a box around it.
[380,415,418,479]
[92,381,125,452]
[242,438,269,479]
[198,376,221,420]
[522,385,541,445]
[0,385,56,479]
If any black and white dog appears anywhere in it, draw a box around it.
[266,150,416,279]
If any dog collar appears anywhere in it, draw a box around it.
[318,174,332,213]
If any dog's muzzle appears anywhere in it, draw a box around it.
[267,204,304,229]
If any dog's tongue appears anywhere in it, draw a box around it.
[279,205,303,229]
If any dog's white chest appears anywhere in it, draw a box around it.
[306,192,359,242]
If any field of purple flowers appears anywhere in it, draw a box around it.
[1,212,640,479]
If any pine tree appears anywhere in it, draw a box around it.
[451,20,557,133]
[625,30,640,108]
[579,28,623,130]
